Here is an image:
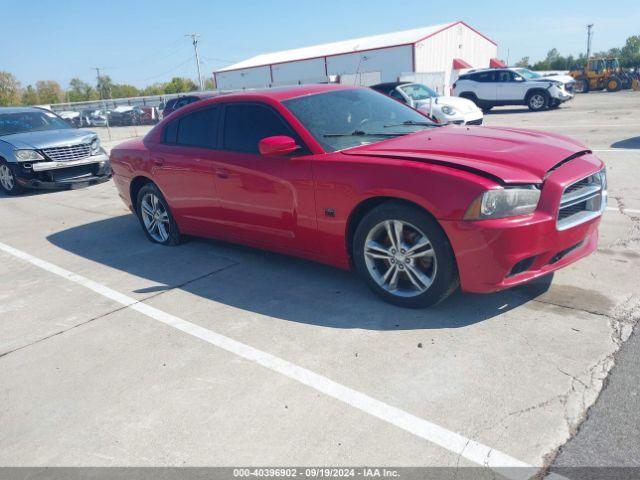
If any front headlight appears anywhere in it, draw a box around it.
[464,186,541,220]
[441,105,456,115]
[90,138,100,155]
[15,149,45,162]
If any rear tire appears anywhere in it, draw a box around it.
[136,183,182,246]
[527,91,549,111]
[353,202,459,308]
[0,160,24,196]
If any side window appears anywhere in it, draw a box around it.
[162,107,219,148]
[223,103,298,154]
[176,106,220,148]
[388,89,406,103]
[497,71,513,82]
[163,119,179,143]
[474,72,496,83]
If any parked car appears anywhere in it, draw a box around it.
[137,106,160,125]
[89,110,109,127]
[452,68,575,112]
[108,106,144,126]
[160,93,217,119]
[0,107,111,195]
[57,110,82,127]
[371,82,483,125]
[110,85,606,308]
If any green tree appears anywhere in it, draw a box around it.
[110,83,139,99]
[0,71,21,106]
[204,77,216,90]
[21,85,39,105]
[163,77,197,94]
[35,80,63,103]
[141,83,165,96]
[68,78,97,102]
[514,57,530,68]
[620,35,640,67]
[96,75,114,99]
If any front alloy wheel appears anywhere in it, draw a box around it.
[136,183,182,245]
[528,92,549,111]
[0,162,23,195]
[353,202,459,308]
[364,220,437,297]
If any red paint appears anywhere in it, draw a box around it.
[490,58,507,68]
[453,58,473,69]
[110,84,604,294]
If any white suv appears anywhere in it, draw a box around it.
[452,68,575,112]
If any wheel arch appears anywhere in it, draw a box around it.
[129,175,155,210]
[525,87,549,102]
[345,196,449,262]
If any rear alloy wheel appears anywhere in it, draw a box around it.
[0,161,23,195]
[353,202,458,308]
[136,184,182,245]
[527,91,549,111]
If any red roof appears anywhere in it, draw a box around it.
[490,58,507,68]
[452,58,472,70]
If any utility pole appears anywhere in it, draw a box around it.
[186,33,204,91]
[586,24,594,60]
[92,67,111,140]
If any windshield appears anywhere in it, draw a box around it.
[514,68,542,80]
[282,88,435,152]
[398,83,438,100]
[606,59,619,69]
[0,110,71,136]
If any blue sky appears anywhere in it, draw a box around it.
[2,0,637,88]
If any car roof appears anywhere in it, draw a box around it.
[0,106,50,114]
[370,82,410,90]
[214,83,358,102]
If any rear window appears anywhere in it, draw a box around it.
[163,106,220,149]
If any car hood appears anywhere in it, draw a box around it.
[415,96,480,113]
[341,126,590,184]
[532,74,575,85]
[1,129,97,150]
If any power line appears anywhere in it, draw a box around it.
[133,56,195,83]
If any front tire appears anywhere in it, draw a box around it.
[136,183,182,246]
[353,202,459,308]
[0,160,24,196]
[606,76,621,92]
[527,91,549,111]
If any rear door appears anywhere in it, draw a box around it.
[150,105,224,237]
[473,71,497,101]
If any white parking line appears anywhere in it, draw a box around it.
[606,207,640,214]
[0,240,537,478]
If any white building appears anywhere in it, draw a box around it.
[214,21,501,95]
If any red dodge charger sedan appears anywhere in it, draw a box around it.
[110,84,606,308]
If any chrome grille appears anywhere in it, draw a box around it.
[557,170,607,230]
[42,143,91,162]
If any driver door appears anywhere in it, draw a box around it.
[209,102,317,253]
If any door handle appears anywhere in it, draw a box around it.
[216,168,230,179]
[154,157,165,166]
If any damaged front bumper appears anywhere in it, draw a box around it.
[15,153,112,190]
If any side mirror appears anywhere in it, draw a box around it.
[258,136,300,156]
